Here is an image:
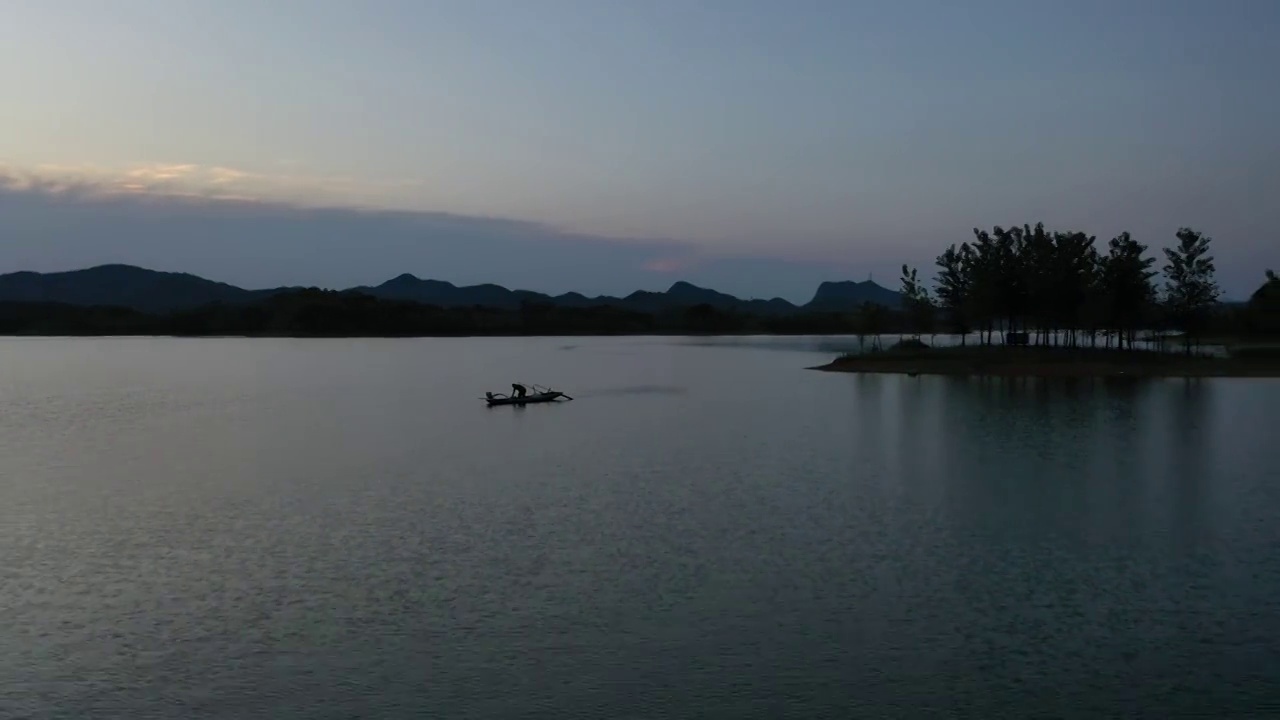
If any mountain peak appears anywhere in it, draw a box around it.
[0,263,904,316]
[667,280,702,292]
[816,279,884,289]
[806,279,901,310]
[76,263,177,278]
[665,280,726,298]
[0,263,250,313]
[377,273,459,291]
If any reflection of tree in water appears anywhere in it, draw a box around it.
[895,375,932,483]
[923,377,1120,704]
[1096,377,1146,531]
[933,376,1158,540]
[921,375,1267,711]
[852,372,887,457]
[1168,378,1211,548]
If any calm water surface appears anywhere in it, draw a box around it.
[2,336,1279,718]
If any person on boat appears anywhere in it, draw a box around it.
[511,383,527,398]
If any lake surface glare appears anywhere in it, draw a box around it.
[2,336,1279,719]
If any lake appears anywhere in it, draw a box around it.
[2,335,1279,719]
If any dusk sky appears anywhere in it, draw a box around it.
[2,0,1277,301]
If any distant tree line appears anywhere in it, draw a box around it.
[1,232,1275,341]
[895,223,1278,352]
[0,288,904,337]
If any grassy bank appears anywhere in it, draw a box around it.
[811,343,1280,378]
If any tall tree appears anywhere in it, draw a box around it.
[899,264,936,342]
[921,222,1226,353]
[1101,232,1157,350]
[1021,223,1055,345]
[856,301,887,351]
[1080,246,1108,348]
[968,228,1002,345]
[918,286,937,344]
[991,225,1028,342]
[1162,227,1220,354]
[934,244,971,344]
[1247,269,1280,336]
[899,264,919,340]
[1052,231,1098,347]
[899,264,922,340]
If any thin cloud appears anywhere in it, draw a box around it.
[3,161,424,211]
[124,163,200,181]
[0,166,860,302]
[208,167,251,184]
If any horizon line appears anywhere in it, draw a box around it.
[0,261,907,304]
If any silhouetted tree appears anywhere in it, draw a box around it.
[926,222,1182,350]
[1162,227,1220,354]
[1100,232,1157,350]
[1048,230,1100,347]
[934,243,973,344]
[916,221,1274,352]
[918,288,937,345]
[1247,269,1280,336]
[967,228,1002,344]
[857,301,888,350]
[899,264,935,341]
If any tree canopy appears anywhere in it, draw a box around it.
[900,223,1275,348]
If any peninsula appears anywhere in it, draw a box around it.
[811,344,1280,378]
[813,224,1280,378]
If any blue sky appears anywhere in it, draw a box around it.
[2,0,1277,300]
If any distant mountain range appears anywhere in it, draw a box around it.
[0,265,902,315]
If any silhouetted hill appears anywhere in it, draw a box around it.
[0,290,860,337]
[349,269,903,315]
[0,264,265,314]
[805,280,903,311]
[550,291,594,308]
[0,270,1272,339]
[358,276,813,315]
[355,274,543,309]
[0,264,903,315]
[657,281,798,317]
[665,281,736,307]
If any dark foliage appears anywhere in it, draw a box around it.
[1243,270,1280,336]
[2,230,1273,341]
[908,222,1276,347]
[0,289,918,337]
[1163,228,1221,353]
[0,265,902,316]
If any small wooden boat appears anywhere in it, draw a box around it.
[483,385,573,406]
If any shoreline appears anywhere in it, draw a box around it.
[810,345,1280,379]
[0,329,864,340]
